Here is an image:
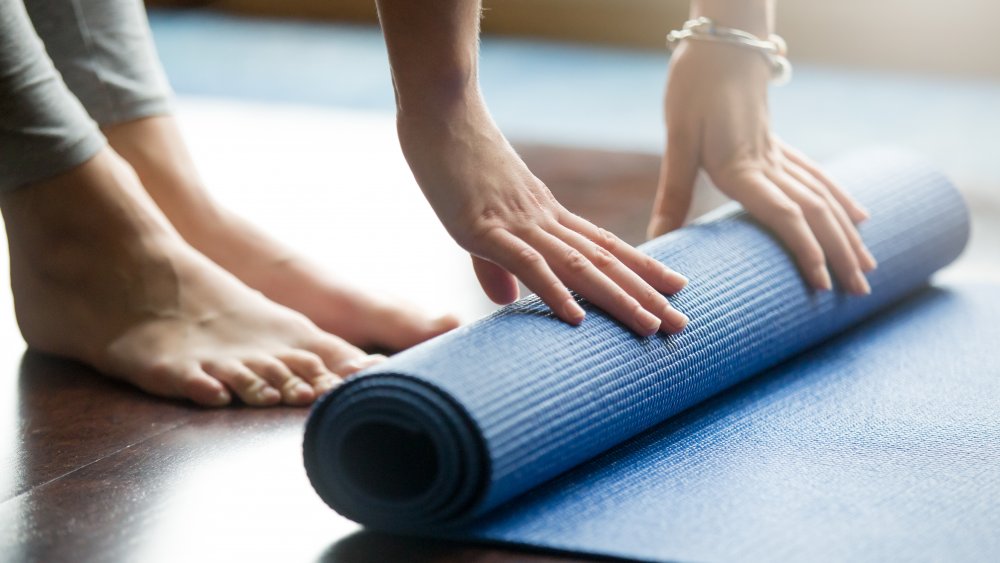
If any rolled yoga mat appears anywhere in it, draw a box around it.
[305,149,1000,561]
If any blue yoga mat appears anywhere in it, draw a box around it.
[304,149,999,561]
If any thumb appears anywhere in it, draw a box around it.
[648,127,701,239]
[471,255,520,305]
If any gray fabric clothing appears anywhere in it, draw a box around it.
[25,0,172,126]
[0,0,172,191]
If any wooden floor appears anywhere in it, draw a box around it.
[1,101,997,562]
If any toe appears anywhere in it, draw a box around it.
[335,353,387,377]
[371,306,461,351]
[132,359,230,407]
[203,360,281,407]
[244,356,315,406]
[304,333,368,374]
[177,366,231,407]
[277,350,340,396]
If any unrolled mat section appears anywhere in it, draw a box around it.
[304,150,970,534]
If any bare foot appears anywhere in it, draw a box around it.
[1,149,380,407]
[105,116,460,351]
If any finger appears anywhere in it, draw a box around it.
[649,123,702,238]
[783,160,878,272]
[479,229,586,325]
[528,229,663,336]
[549,224,688,333]
[472,255,520,304]
[723,172,832,291]
[767,169,870,295]
[560,213,688,294]
[779,141,869,223]
[245,356,314,406]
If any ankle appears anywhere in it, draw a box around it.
[2,149,179,268]
[104,116,219,235]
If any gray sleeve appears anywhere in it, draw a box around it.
[0,0,105,192]
[24,0,174,127]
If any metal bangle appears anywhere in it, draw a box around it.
[667,16,792,85]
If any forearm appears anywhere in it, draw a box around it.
[375,0,483,118]
[690,0,773,36]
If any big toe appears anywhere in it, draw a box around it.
[372,306,460,351]
[131,360,231,408]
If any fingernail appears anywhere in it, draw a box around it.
[213,389,230,406]
[661,306,689,333]
[861,248,878,271]
[638,310,661,335]
[564,299,586,324]
[667,269,689,289]
[853,271,872,295]
[813,266,833,291]
[294,382,314,398]
[260,387,281,403]
[854,206,870,222]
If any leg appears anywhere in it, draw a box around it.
[1,0,376,407]
[105,116,461,351]
[26,0,460,350]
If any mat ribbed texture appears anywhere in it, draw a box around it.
[304,149,983,559]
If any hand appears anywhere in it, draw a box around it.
[398,101,690,336]
[649,40,877,294]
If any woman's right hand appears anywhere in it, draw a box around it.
[397,100,691,337]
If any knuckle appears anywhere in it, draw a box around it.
[798,194,829,219]
[615,291,642,314]
[596,227,619,249]
[643,256,662,274]
[642,287,664,306]
[465,222,504,249]
[799,244,826,268]
[773,200,804,223]
[564,248,590,273]
[546,279,568,299]
[479,207,502,222]
[515,245,544,267]
[590,245,616,269]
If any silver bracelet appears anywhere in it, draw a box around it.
[666,16,792,85]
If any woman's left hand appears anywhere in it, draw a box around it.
[649,39,877,294]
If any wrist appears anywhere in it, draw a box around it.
[396,89,493,146]
[690,0,772,37]
[393,63,482,120]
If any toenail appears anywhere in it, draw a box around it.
[259,387,281,403]
[315,376,341,394]
[340,354,385,374]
